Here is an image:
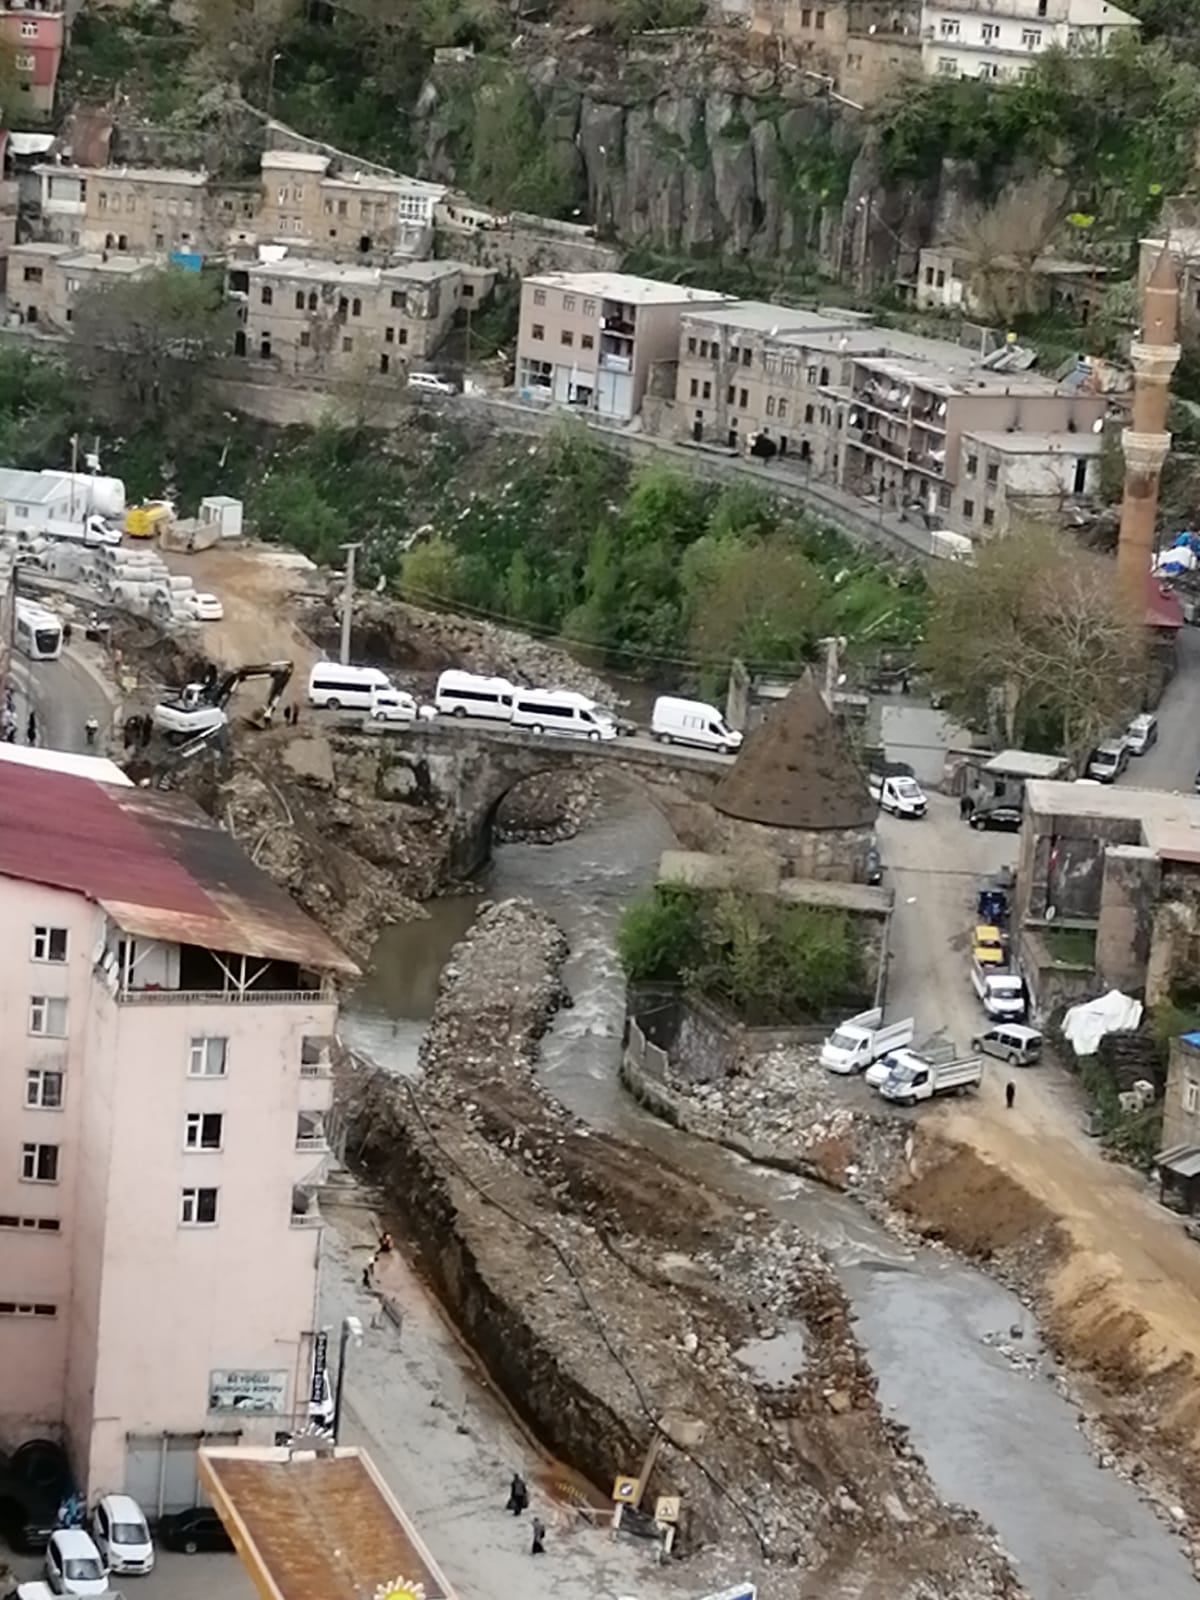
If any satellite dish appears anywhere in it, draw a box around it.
[1092,418,1104,433]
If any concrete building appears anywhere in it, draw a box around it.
[7,240,158,330]
[228,255,491,377]
[0,752,356,1503]
[954,429,1102,536]
[912,244,1112,324]
[256,150,444,259]
[1014,780,1200,1016]
[516,271,727,423]
[921,0,1137,81]
[0,466,86,531]
[35,163,211,255]
[1,0,68,114]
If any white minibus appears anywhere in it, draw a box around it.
[434,670,516,722]
[651,695,741,754]
[511,688,616,741]
[14,600,63,662]
[308,662,392,710]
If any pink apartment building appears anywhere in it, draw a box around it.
[0,751,356,1510]
[1,0,67,115]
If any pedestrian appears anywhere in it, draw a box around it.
[959,792,974,821]
[26,710,36,746]
[530,1517,546,1555]
[85,716,99,747]
[62,622,72,647]
[361,1259,374,1291]
[506,1473,529,1515]
[378,1230,394,1255]
[1005,1080,1015,1110]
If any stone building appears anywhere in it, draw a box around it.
[710,677,875,881]
[6,241,158,331]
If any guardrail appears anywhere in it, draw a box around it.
[117,987,327,1006]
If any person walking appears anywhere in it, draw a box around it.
[506,1473,529,1515]
[26,710,36,746]
[959,791,974,821]
[85,716,99,747]
[530,1517,546,1555]
[1005,1080,1016,1110]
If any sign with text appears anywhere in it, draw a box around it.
[310,1330,329,1405]
[209,1368,288,1415]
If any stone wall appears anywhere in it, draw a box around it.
[1096,845,1160,994]
[712,811,873,882]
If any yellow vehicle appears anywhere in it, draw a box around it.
[124,501,172,539]
[973,924,1006,965]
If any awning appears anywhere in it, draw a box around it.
[1155,1144,1200,1179]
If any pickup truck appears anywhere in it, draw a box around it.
[868,767,927,819]
[970,959,1025,1020]
[820,1008,915,1074]
[873,1048,983,1105]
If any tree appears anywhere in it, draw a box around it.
[949,177,1067,321]
[67,267,236,443]
[680,533,829,667]
[920,525,1147,762]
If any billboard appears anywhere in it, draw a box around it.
[209,1368,289,1415]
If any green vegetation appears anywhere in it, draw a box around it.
[618,886,869,1023]
[1077,1055,1162,1168]
[59,2,194,122]
[1042,926,1097,968]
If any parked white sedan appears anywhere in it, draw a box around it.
[191,593,224,622]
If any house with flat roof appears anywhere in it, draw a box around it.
[0,754,356,1506]
[7,240,159,332]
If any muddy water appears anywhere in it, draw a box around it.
[347,777,1197,1600]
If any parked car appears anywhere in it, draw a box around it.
[369,687,417,723]
[156,1508,233,1556]
[1086,740,1129,783]
[407,372,456,396]
[970,804,1023,833]
[190,593,224,622]
[972,1023,1042,1067]
[0,1441,73,1554]
[44,1528,108,1597]
[91,1495,153,1576]
[1124,712,1158,755]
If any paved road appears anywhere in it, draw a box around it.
[1119,625,1200,794]
[10,646,114,758]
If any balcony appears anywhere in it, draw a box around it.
[290,1185,323,1229]
[114,986,327,1006]
[295,1112,328,1153]
[598,352,632,374]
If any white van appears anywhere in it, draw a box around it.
[434,670,516,722]
[407,372,456,395]
[370,686,417,722]
[651,696,742,755]
[511,688,617,741]
[308,662,392,710]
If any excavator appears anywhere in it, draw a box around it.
[152,660,294,740]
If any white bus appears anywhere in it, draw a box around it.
[307,663,392,711]
[434,670,516,722]
[15,600,63,661]
[510,688,616,741]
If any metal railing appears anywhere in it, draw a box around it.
[116,987,327,1006]
[289,1210,324,1229]
[299,1062,333,1079]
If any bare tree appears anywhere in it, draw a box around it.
[949,177,1069,321]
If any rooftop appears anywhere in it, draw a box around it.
[0,744,131,786]
[200,1446,455,1600]
[0,468,77,505]
[679,299,863,337]
[713,677,876,832]
[962,430,1105,455]
[1025,779,1200,864]
[524,270,728,307]
[982,749,1070,779]
[246,256,463,285]
[260,150,330,173]
[850,350,1077,399]
[35,163,209,186]
[0,759,356,974]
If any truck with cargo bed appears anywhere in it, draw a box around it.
[875,1049,983,1106]
[820,1008,915,1074]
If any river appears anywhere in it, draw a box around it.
[343,774,1197,1600]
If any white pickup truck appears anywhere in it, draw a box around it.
[875,1049,983,1106]
[970,959,1025,1021]
[820,1007,915,1074]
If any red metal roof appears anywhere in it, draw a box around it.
[1146,575,1184,631]
[0,762,217,916]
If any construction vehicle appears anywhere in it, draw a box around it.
[152,661,294,740]
[125,501,174,540]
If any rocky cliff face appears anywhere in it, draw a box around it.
[416,32,984,280]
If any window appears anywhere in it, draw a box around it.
[261,286,273,306]
[295,291,305,310]
[188,1037,228,1078]
[778,398,788,420]
[385,326,395,344]
[938,484,952,508]
[979,61,1000,77]
[981,20,998,40]
[0,1303,56,1318]
[963,498,976,519]
[299,330,312,348]
[766,395,775,416]
[687,337,697,355]
[702,381,712,400]
[819,367,829,385]
[391,290,407,309]
[352,298,362,317]
[741,348,752,368]
[804,403,814,423]
[338,296,349,318]
[337,200,348,217]
[1186,1079,1200,1114]
[982,507,996,527]
[581,334,594,350]
[937,55,958,73]
[28,997,66,1038]
[563,294,576,312]
[986,461,999,484]
[15,52,34,71]
[801,6,811,21]
[939,17,959,36]
[399,329,408,346]
[533,289,546,306]
[22,266,42,284]
[21,1144,58,1184]
[308,291,318,311]
[342,337,353,352]
[690,379,699,398]
[25,1070,63,1111]
[815,8,825,25]
[0,1216,58,1233]
[924,266,934,286]
[582,298,596,316]
[1021,27,1042,48]
[561,330,574,346]
[31,928,67,964]
[462,284,474,299]
[739,388,748,408]
[185,1112,224,1151]
[20,20,36,36]
[936,269,946,287]
[531,324,544,341]
[180,1187,219,1226]
[97,193,108,213]
[965,454,978,477]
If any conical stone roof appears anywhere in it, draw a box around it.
[713,677,875,832]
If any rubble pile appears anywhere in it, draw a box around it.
[494,769,598,844]
[342,901,1024,1600]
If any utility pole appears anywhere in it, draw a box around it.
[339,542,362,666]
[266,50,283,120]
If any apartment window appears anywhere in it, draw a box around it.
[690,379,699,398]
[337,200,348,217]
[399,329,408,346]
[385,326,395,344]
[778,398,788,420]
[766,395,776,416]
[180,1187,219,1226]
[22,266,42,284]
[981,20,998,41]
[0,1216,59,1233]
[391,290,407,310]
[533,289,546,306]
[698,340,710,358]
[20,20,37,36]
[937,56,957,73]
[21,1144,58,1184]
[687,337,697,355]
[1186,1079,1200,1114]
[741,348,752,368]
[739,388,749,409]
[97,192,108,213]
[819,366,829,385]
[582,298,596,316]
[25,1070,63,1111]
[581,334,594,350]
[31,927,68,964]
[939,484,952,508]
[815,8,824,25]
[986,461,999,485]
[702,381,712,400]
[982,507,996,527]
[936,269,946,287]
[15,52,34,71]
[963,498,976,519]
[1021,27,1042,48]
[801,6,811,21]
[299,330,312,348]
[804,403,814,423]
[939,17,959,36]
[308,291,318,312]
[342,337,353,352]
[0,1303,56,1318]
[188,1037,228,1078]
[563,294,576,312]
[28,997,66,1038]
[185,1112,224,1151]
[261,286,273,307]
[295,291,305,310]
[965,454,978,477]
[352,298,362,318]
[561,330,574,347]
[727,384,735,405]
[531,324,544,341]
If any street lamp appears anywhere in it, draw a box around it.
[331,1314,363,1443]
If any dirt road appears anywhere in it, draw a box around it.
[883,795,1200,1478]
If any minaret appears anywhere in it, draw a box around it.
[1117,245,1181,599]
